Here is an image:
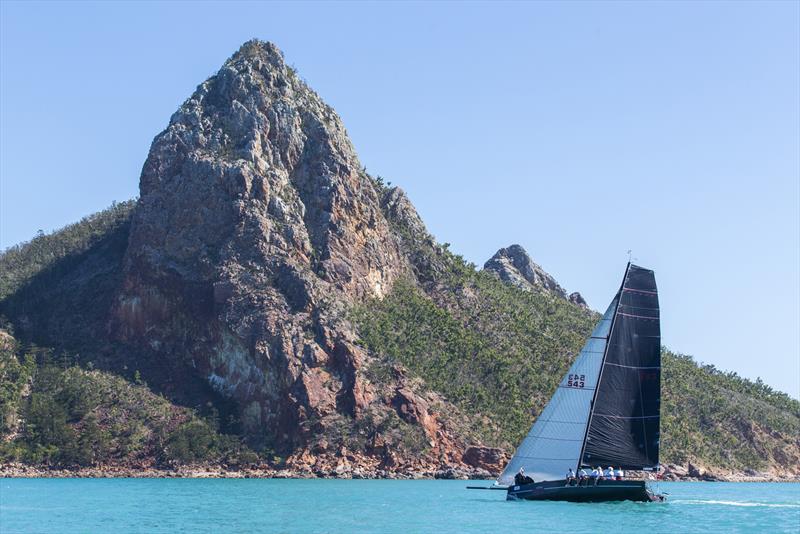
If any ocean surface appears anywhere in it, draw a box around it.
[1,479,798,533]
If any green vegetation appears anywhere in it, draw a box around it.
[0,200,136,354]
[662,350,800,470]
[0,331,35,436]
[354,277,590,448]
[0,337,256,467]
[0,200,136,301]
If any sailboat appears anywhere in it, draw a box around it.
[472,263,665,502]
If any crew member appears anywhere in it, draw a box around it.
[590,467,601,485]
[514,467,534,486]
[565,468,576,486]
[615,467,624,480]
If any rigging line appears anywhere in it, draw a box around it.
[526,419,585,426]
[603,362,661,370]
[616,312,658,319]
[513,456,583,461]
[575,352,607,357]
[607,336,660,346]
[525,435,584,443]
[619,304,659,311]
[592,414,659,419]
[622,287,657,295]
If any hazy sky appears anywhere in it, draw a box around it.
[1,1,798,396]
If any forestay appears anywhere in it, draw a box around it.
[497,296,618,485]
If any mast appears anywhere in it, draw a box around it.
[575,262,630,471]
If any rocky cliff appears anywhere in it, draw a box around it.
[107,40,482,474]
[483,244,586,307]
[1,40,797,479]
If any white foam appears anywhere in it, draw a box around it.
[675,499,800,509]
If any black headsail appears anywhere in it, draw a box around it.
[580,263,661,470]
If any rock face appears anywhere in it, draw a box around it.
[568,291,587,308]
[110,40,459,465]
[483,245,567,298]
[462,446,507,472]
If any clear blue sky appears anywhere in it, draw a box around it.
[2,1,798,397]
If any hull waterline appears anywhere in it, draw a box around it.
[506,479,665,503]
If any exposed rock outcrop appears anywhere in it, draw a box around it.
[109,40,467,466]
[462,446,507,472]
[483,245,567,298]
[568,291,587,308]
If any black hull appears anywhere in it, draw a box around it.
[506,479,665,503]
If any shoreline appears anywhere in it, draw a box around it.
[1,464,797,482]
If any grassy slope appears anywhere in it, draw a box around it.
[354,277,591,448]
[353,248,800,471]
[661,350,799,470]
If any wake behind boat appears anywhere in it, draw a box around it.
[471,263,665,503]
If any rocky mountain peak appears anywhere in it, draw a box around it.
[483,245,567,299]
[126,38,408,301]
[112,41,426,454]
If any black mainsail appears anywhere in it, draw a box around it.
[498,263,660,485]
[581,263,660,470]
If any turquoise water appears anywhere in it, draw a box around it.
[1,479,798,533]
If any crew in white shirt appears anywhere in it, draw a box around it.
[614,467,624,480]
[591,467,602,485]
[605,466,615,479]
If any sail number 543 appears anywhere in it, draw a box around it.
[567,374,586,388]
